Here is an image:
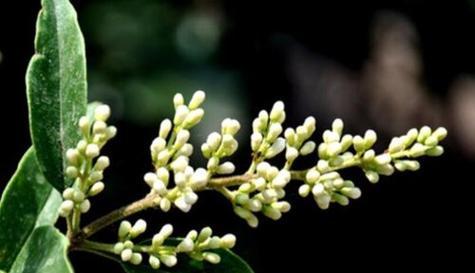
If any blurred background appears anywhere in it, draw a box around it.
[0,0,473,272]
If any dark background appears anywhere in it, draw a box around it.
[1,0,473,272]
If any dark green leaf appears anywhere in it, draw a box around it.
[0,148,62,271]
[26,0,88,191]
[98,238,254,273]
[9,226,73,273]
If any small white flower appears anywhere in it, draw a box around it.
[159,119,172,139]
[300,141,316,155]
[80,199,91,213]
[85,144,100,158]
[173,93,185,108]
[121,249,133,262]
[250,132,263,152]
[189,90,206,109]
[130,253,143,265]
[217,161,235,174]
[285,147,299,162]
[265,137,286,158]
[94,105,111,121]
[174,197,192,212]
[190,168,209,188]
[269,101,285,123]
[95,156,110,171]
[176,237,194,252]
[149,255,161,269]
[89,182,105,196]
[220,234,236,248]
[174,105,189,125]
[160,255,177,267]
[203,252,221,264]
[206,132,222,151]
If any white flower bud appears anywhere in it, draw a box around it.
[305,168,320,183]
[184,108,205,128]
[176,237,194,252]
[65,166,78,179]
[153,224,173,247]
[144,172,158,187]
[95,156,110,171]
[153,180,168,196]
[80,199,91,213]
[272,201,291,212]
[189,90,206,109]
[316,160,329,172]
[160,198,171,212]
[217,162,235,174]
[62,188,75,200]
[161,255,178,267]
[130,219,147,237]
[364,130,377,148]
[184,191,198,205]
[113,242,124,254]
[333,193,350,206]
[222,118,241,135]
[326,142,342,157]
[173,93,185,108]
[285,147,299,162]
[106,126,117,139]
[377,163,394,176]
[190,168,209,188]
[375,153,392,165]
[417,126,432,142]
[251,132,263,152]
[246,198,262,212]
[253,177,266,191]
[198,227,213,242]
[432,127,447,141]
[389,137,404,153]
[221,234,236,248]
[94,105,111,122]
[363,149,375,162]
[174,129,190,149]
[236,194,250,206]
[174,197,192,212]
[365,170,379,183]
[303,116,316,135]
[59,200,74,217]
[150,169,167,185]
[395,160,420,171]
[332,118,344,136]
[426,146,444,156]
[206,132,222,151]
[203,252,221,264]
[315,193,331,209]
[72,190,85,203]
[341,187,361,199]
[265,137,286,158]
[267,123,283,141]
[298,184,311,197]
[424,136,438,147]
[157,119,173,139]
[409,143,426,157]
[352,135,365,153]
[89,171,103,183]
[79,116,89,133]
[66,149,80,165]
[92,120,107,135]
[121,249,133,262]
[300,141,316,155]
[201,143,212,158]
[221,134,238,156]
[171,156,189,173]
[149,255,161,269]
[263,206,282,220]
[156,150,171,166]
[173,105,189,125]
[85,144,100,158]
[323,130,339,143]
[118,221,132,238]
[130,253,143,265]
[312,183,325,196]
[89,182,105,196]
[151,138,167,155]
[270,101,285,123]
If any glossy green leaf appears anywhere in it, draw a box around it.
[9,226,73,273]
[26,0,88,191]
[0,148,62,271]
[100,239,254,273]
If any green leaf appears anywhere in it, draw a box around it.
[99,239,254,273]
[0,148,62,271]
[9,226,73,273]
[26,0,88,191]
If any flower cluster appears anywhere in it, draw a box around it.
[59,104,116,218]
[201,118,240,176]
[144,91,209,213]
[115,220,236,269]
